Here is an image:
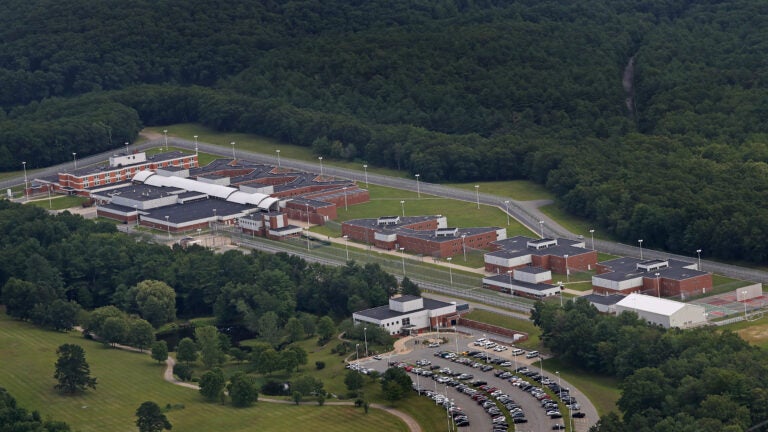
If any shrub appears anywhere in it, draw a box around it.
[173,364,192,382]
[315,361,325,370]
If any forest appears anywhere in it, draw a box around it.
[0,200,398,335]
[1,0,768,261]
[533,300,768,432]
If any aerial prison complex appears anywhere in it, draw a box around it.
[26,147,715,315]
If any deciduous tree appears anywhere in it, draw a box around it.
[135,401,172,432]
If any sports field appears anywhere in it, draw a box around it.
[0,314,408,432]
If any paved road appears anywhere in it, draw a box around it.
[4,136,767,284]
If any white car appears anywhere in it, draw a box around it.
[373,354,383,360]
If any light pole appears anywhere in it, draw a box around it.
[21,161,28,201]
[504,200,510,225]
[305,202,310,227]
[355,343,359,362]
[559,282,564,307]
[454,326,459,355]
[415,174,421,198]
[72,152,77,170]
[343,235,349,261]
[638,239,644,260]
[590,229,595,250]
[742,290,748,319]
[474,185,480,209]
[124,141,129,155]
[461,234,467,262]
[363,327,368,357]
[655,272,661,297]
[343,186,348,211]
[446,257,453,286]
[564,254,570,283]
[400,247,406,276]
[193,135,198,155]
[165,216,170,239]
[318,156,323,176]
[305,227,310,251]
[163,129,168,150]
[400,200,405,217]
[696,249,702,271]
[230,141,236,161]
[539,220,544,238]
[275,149,281,167]
[134,205,139,226]
[507,269,513,287]
[363,164,368,187]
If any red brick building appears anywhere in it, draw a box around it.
[341,216,506,259]
[484,236,598,275]
[592,257,712,299]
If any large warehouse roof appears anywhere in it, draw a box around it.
[616,293,686,316]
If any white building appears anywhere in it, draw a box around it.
[615,293,707,329]
[352,295,460,335]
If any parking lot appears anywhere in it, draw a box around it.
[356,332,597,432]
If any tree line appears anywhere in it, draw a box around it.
[532,299,768,432]
[2,1,768,260]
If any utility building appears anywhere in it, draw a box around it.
[615,293,707,329]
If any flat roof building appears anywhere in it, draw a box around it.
[353,295,463,335]
[615,293,707,329]
[592,257,712,299]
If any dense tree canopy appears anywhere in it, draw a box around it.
[534,299,768,431]
[0,388,71,432]
[2,1,767,261]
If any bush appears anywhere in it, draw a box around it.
[173,364,192,382]
[261,380,289,396]
[315,361,325,370]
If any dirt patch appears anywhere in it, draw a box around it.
[737,324,768,344]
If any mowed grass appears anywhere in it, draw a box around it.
[539,203,615,242]
[337,183,534,239]
[26,195,89,210]
[462,309,541,350]
[0,314,408,432]
[542,357,621,416]
[446,180,554,201]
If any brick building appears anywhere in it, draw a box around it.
[484,236,598,275]
[482,267,561,300]
[341,216,505,258]
[592,257,712,299]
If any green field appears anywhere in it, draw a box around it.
[26,195,90,210]
[446,180,554,201]
[539,203,614,242]
[462,309,541,350]
[0,314,410,432]
[542,357,621,417]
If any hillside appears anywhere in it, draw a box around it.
[2,0,768,262]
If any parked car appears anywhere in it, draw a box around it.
[525,350,540,359]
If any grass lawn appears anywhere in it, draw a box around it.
[26,195,89,210]
[542,357,621,417]
[0,314,409,432]
[721,315,768,350]
[462,309,541,350]
[539,202,615,242]
[446,180,554,201]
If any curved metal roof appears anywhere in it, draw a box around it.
[132,170,155,183]
[143,175,237,200]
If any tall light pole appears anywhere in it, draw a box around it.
[461,234,467,262]
[305,202,310,227]
[363,164,368,187]
[400,247,406,276]
[507,270,513,292]
[446,257,453,286]
[343,235,349,261]
[343,187,348,211]
[21,161,28,201]
[230,141,236,161]
[305,227,310,251]
[134,205,139,226]
[474,185,480,209]
[415,174,421,198]
[559,281,564,307]
[165,216,171,239]
[539,220,544,238]
[318,156,323,176]
[590,229,595,250]
[363,327,368,357]
[564,254,570,283]
[163,129,168,150]
[355,343,359,363]
[504,200,510,225]
[193,135,199,155]
[638,239,644,260]
[400,200,405,217]
[742,290,749,319]
[72,153,77,170]
[275,149,281,167]
[655,272,661,297]
[696,249,702,271]
[124,141,129,155]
